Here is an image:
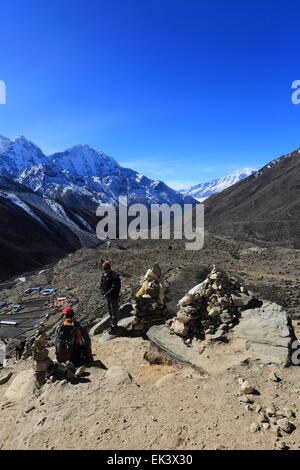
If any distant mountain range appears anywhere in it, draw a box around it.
[179,168,257,201]
[1,133,298,279]
[0,135,198,279]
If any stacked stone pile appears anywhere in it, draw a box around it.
[166,265,253,341]
[131,264,171,332]
[32,322,54,388]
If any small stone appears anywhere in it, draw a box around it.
[258,412,269,424]
[266,405,276,416]
[277,418,293,434]
[262,423,270,430]
[255,403,262,413]
[283,407,294,419]
[239,395,252,403]
[241,380,254,394]
[237,377,244,385]
[275,440,287,450]
[250,423,260,433]
[271,425,280,436]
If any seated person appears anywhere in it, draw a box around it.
[54,307,93,364]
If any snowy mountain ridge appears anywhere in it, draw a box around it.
[179,168,257,202]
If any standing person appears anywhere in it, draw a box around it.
[100,261,121,333]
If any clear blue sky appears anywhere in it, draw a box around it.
[1,0,300,188]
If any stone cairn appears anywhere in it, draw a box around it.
[131,264,171,332]
[32,322,54,388]
[166,265,253,342]
[22,339,33,360]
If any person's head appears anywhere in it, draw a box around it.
[62,307,75,319]
[102,261,111,273]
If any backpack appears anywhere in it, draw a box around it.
[55,323,79,363]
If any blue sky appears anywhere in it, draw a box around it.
[1,0,300,189]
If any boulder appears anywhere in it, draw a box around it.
[234,301,294,366]
[4,370,35,402]
[106,366,133,385]
[231,291,252,307]
[90,304,134,336]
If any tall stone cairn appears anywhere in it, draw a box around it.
[131,264,171,332]
[166,264,254,341]
[32,322,54,388]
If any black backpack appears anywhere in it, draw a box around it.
[55,323,78,363]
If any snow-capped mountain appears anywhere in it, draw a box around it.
[179,168,257,202]
[0,135,197,213]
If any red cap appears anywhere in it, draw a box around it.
[102,261,110,268]
[61,307,75,317]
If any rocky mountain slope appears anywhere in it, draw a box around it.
[0,236,299,450]
[204,149,300,248]
[180,168,256,201]
[0,175,99,281]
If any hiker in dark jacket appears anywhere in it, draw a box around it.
[54,307,93,364]
[100,261,121,332]
[15,340,26,360]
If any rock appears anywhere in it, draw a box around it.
[250,423,260,433]
[255,403,262,413]
[258,412,269,424]
[176,311,194,323]
[271,425,280,436]
[171,320,189,337]
[0,372,12,385]
[269,371,281,382]
[240,380,254,394]
[277,418,293,434]
[33,358,53,372]
[118,303,134,318]
[208,306,221,318]
[266,405,276,416]
[283,407,294,419]
[90,315,111,336]
[231,291,252,307]
[4,370,35,402]
[262,423,270,430]
[209,330,227,342]
[275,440,287,450]
[239,395,252,404]
[235,301,294,366]
[106,366,133,385]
